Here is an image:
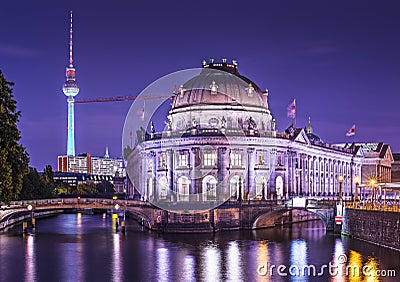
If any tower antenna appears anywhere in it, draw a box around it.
[69,10,74,67]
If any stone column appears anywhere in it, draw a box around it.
[166,149,174,201]
[190,147,200,198]
[299,154,306,196]
[140,151,147,199]
[312,156,316,196]
[307,155,312,195]
[247,148,256,199]
[150,151,157,201]
[218,147,228,201]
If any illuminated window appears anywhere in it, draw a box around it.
[159,154,166,168]
[230,152,242,167]
[203,175,217,201]
[203,151,217,167]
[258,155,265,165]
[178,153,188,167]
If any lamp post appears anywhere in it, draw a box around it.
[26,204,34,231]
[354,176,360,205]
[370,179,376,207]
[338,175,343,203]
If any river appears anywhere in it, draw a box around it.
[0,213,398,281]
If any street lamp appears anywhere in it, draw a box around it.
[354,176,360,204]
[338,175,343,203]
[27,204,35,229]
[370,178,376,206]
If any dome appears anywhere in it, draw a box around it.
[172,62,267,109]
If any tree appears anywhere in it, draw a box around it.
[0,69,29,204]
[76,182,97,195]
[20,167,55,199]
[96,180,115,194]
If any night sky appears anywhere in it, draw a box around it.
[1,0,400,170]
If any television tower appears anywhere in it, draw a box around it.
[62,11,79,156]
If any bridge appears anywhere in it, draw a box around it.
[0,197,343,232]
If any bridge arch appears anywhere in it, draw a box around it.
[251,208,331,230]
[0,198,156,231]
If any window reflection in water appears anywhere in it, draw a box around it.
[201,244,221,281]
[290,239,308,280]
[331,238,345,282]
[181,255,195,282]
[227,241,243,281]
[156,248,170,282]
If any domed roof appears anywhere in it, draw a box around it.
[172,61,266,109]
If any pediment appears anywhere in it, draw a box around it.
[294,129,310,145]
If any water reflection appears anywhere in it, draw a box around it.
[156,248,170,282]
[0,215,398,281]
[348,250,363,282]
[61,214,85,281]
[226,241,243,281]
[364,257,380,282]
[290,239,308,280]
[112,234,124,282]
[256,240,271,282]
[24,234,36,282]
[181,255,195,282]
[201,243,221,282]
[331,238,346,282]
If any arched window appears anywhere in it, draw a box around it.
[276,176,283,198]
[177,176,189,201]
[147,177,153,200]
[230,175,242,200]
[158,177,167,200]
[202,175,217,201]
[256,176,267,199]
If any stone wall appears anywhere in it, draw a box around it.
[342,208,400,250]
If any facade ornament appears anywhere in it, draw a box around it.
[210,81,218,94]
[221,116,226,128]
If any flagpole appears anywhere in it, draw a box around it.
[294,99,296,128]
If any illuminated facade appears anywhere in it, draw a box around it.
[58,150,125,177]
[127,61,364,201]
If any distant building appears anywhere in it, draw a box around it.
[342,143,393,183]
[57,148,125,177]
[391,153,400,182]
[53,172,114,190]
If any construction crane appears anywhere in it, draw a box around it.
[74,94,173,104]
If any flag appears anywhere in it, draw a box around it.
[287,99,296,119]
[346,124,355,137]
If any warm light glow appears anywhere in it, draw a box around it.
[370,178,376,186]
[338,175,344,183]
[112,196,118,200]
[114,204,120,210]
[354,176,360,185]
[27,204,33,211]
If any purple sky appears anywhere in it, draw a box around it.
[1,0,400,170]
